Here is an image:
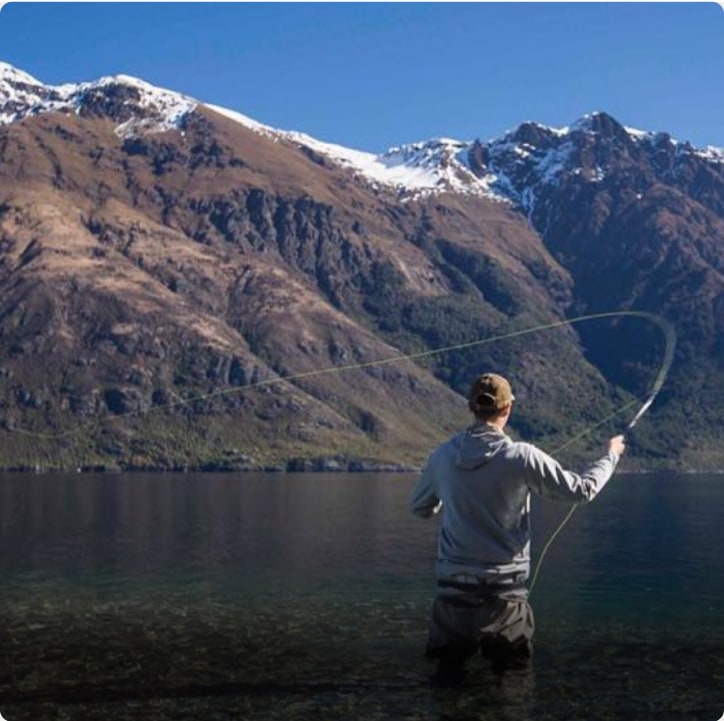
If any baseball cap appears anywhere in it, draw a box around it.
[468,373,515,414]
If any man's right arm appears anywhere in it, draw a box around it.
[521,436,625,504]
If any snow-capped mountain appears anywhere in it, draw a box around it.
[3,62,720,207]
[0,61,722,471]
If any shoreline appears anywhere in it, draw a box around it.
[1,464,722,475]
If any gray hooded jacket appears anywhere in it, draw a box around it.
[410,423,620,581]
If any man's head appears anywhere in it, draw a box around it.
[468,373,515,425]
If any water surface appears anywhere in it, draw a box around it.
[0,472,722,720]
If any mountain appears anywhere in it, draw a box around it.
[0,62,721,471]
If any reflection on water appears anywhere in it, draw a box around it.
[0,473,435,590]
[0,472,722,720]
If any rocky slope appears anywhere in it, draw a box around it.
[0,63,721,470]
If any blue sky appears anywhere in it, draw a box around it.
[0,2,722,151]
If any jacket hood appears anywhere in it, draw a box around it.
[455,424,510,470]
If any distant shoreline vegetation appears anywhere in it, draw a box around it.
[2,463,722,475]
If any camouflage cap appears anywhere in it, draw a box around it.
[468,373,515,414]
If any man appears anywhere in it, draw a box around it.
[410,372,625,679]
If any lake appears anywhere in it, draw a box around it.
[0,471,722,720]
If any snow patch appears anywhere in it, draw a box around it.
[205,103,275,136]
[291,134,505,201]
[0,62,42,86]
[694,145,724,164]
[625,125,649,140]
[0,64,197,134]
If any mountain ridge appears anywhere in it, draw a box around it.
[3,62,721,204]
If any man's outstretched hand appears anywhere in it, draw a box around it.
[609,435,626,456]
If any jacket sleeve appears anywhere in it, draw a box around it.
[409,452,442,518]
[521,443,620,504]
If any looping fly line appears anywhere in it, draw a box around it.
[10,310,676,446]
[8,310,676,591]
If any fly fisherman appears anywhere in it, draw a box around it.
[410,372,625,683]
